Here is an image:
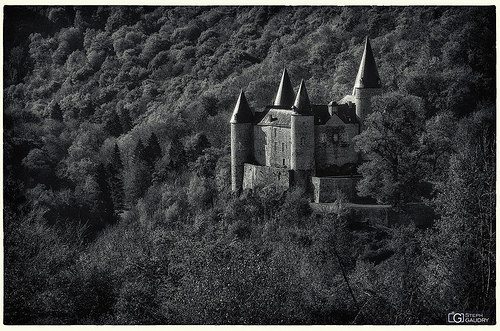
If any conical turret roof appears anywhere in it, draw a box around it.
[354,36,381,89]
[293,79,311,115]
[230,90,253,123]
[274,68,295,107]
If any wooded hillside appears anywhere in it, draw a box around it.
[3,6,495,324]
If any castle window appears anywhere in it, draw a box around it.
[283,158,286,166]
[320,133,327,143]
[282,143,285,152]
[333,133,339,143]
[300,137,305,146]
[274,142,277,151]
[274,128,277,137]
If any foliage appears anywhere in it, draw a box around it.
[354,92,427,206]
[421,105,495,315]
[3,5,495,325]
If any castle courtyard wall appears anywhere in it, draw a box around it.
[242,163,292,190]
[311,176,361,203]
[314,122,359,170]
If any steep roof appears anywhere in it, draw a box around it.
[335,103,358,124]
[311,105,330,124]
[293,79,312,115]
[354,36,381,89]
[230,90,253,123]
[274,68,295,107]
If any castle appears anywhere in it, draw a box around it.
[230,37,382,202]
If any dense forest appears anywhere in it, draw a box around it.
[3,6,495,324]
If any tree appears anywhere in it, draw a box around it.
[421,104,495,315]
[110,142,124,172]
[167,136,186,170]
[420,111,457,179]
[201,95,219,116]
[125,139,151,206]
[145,132,162,168]
[187,174,214,211]
[353,92,427,207]
[105,109,123,137]
[184,132,210,163]
[119,109,133,134]
[48,101,63,121]
[131,139,147,164]
[4,204,85,324]
[190,147,226,179]
[107,143,125,214]
[94,163,117,228]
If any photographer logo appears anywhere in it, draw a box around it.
[448,312,464,323]
[447,312,491,325]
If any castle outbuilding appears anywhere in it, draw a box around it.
[230,37,382,202]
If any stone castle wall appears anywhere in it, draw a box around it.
[253,125,291,168]
[242,163,292,190]
[291,114,315,171]
[311,176,361,203]
[314,121,359,169]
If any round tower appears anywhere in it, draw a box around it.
[230,90,253,192]
[353,36,382,122]
[290,80,315,191]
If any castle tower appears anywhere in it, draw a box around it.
[230,90,253,192]
[353,36,382,121]
[290,80,315,190]
[274,68,295,107]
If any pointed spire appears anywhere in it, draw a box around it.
[230,90,253,123]
[274,68,295,107]
[354,36,381,89]
[293,80,311,115]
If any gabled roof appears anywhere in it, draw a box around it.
[274,68,295,107]
[253,103,359,127]
[311,105,330,124]
[354,36,381,89]
[230,90,253,123]
[335,103,358,124]
[293,79,312,115]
